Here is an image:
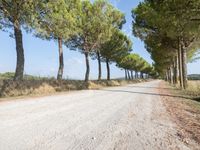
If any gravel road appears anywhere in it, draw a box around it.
[0,80,192,150]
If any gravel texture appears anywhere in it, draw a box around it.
[0,80,192,150]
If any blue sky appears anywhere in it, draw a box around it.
[0,0,199,79]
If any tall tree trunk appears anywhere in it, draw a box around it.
[127,70,131,80]
[174,56,178,84]
[97,52,101,81]
[14,22,24,80]
[106,58,110,80]
[168,68,171,83]
[140,72,143,79]
[181,43,188,89]
[166,71,169,82]
[135,71,137,79]
[135,71,138,79]
[57,37,64,80]
[125,69,127,80]
[173,62,175,84]
[131,71,134,79]
[84,52,90,82]
[178,40,183,89]
[170,66,173,84]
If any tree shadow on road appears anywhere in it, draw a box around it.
[192,97,200,102]
[99,89,191,100]
[126,85,180,91]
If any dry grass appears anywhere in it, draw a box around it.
[0,79,148,98]
[174,80,200,99]
[0,79,84,98]
[185,81,200,97]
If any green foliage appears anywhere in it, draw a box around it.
[0,72,15,79]
[34,0,80,40]
[0,0,41,32]
[0,72,47,80]
[188,74,200,80]
[117,53,154,76]
[100,29,132,63]
[132,0,200,77]
[0,0,152,81]
[66,0,125,54]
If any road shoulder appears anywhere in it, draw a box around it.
[159,81,200,150]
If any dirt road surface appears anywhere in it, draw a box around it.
[0,80,196,150]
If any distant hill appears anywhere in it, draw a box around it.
[0,72,51,80]
[0,72,15,80]
[188,74,200,80]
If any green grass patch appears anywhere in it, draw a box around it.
[0,72,53,80]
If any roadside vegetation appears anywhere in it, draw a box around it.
[159,81,200,146]
[0,72,148,98]
[0,0,156,98]
[181,80,200,100]
[132,0,200,90]
[0,0,155,82]
[0,72,48,80]
[188,74,200,80]
[132,3,200,142]
[0,0,199,98]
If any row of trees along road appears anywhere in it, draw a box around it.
[117,54,156,80]
[0,0,154,82]
[132,0,200,89]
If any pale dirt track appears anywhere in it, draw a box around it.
[0,80,193,150]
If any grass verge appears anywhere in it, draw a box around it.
[0,79,148,99]
[175,80,200,101]
[159,81,200,149]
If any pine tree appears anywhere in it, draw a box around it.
[34,0,81,80]
[0,0,40,80]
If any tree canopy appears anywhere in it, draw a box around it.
[0,0,155,82]
[132,0,200,89]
